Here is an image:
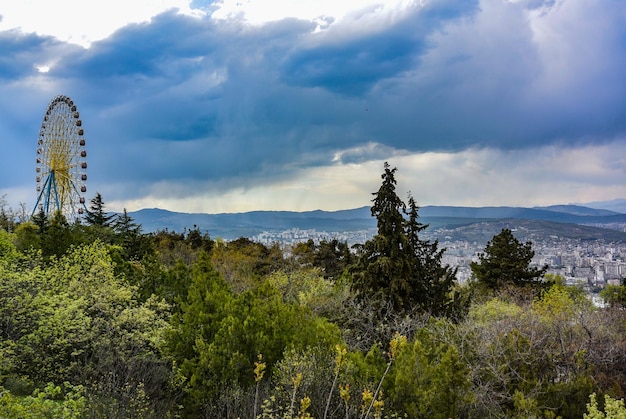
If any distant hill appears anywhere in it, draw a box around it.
[127,203,626,243]
[533,205,619,216]
[129,207,376,239]
[582,199,626,214]
[425,218,626,244]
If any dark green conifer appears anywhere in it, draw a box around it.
[352,163,456,314]
[84,192,115,227]
[470,228,548,291]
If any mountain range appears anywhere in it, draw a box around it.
[127,201,626,243]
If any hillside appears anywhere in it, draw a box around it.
[128,204,626,243]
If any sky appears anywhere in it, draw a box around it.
[1,0,625,214]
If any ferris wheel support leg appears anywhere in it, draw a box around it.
[32,176,49,217]
[50,172,61,213]
[44,173,53,214]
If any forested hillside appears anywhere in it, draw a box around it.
[1,167,626,418]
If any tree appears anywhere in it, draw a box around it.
[0,240,176,416]
[84,192,115,227]
[351,163,412,312]
[351,163,456,315]
[40,211,72,258]
[0,194,16,232]
[470,228,548,292]
[600,279,626,308]
[13,222,41,253]
[31,208,49,233]
[113,208,145,260]
[404,195,457,316]
[390,319,472,418]
[290,239,354,281]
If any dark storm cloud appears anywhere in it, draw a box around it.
[0,30,79,80]
[280,0,480,96]
[2,0,626,207]
[281,34,420,96]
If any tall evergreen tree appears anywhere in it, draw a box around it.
[113,208,145,259]
[84,192,115,227]
[352,163,412,311]
[351,163,456,314]
[113,208,141,236]
[405,195,457,315]
[31,208,49,233]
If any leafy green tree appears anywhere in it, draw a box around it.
[0,241,175,416]
[0,228,18,262]
[167,251,342,417]
[211,237,283,292]
[184,225,213,253]
[291,239,354,281]
[291,239,317,268]
[268,268,348,318]
[13,222,41,253]
[585,393,626,418]
[0,382,86,418]
[600,281,626,308]
[166,252,233,414]
[470,228,548,292]
[389,319,472,418]
[460,287,609,418]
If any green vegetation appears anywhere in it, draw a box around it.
[1,165,625,417]
[470,227,548,292]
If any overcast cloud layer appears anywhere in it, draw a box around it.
[1,0,625,213]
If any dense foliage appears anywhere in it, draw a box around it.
[1,167,625,418]
[470,228,548,292]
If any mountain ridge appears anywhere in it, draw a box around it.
[126,204,626,242]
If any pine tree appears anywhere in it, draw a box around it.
[113,208,144,259]
[351,163,456,314]
[113,208,141,236]
[352,163,412,311]
[405,195,457,315]
[470,228,548,291]
[31,208,49,233]
[84,193,115,227]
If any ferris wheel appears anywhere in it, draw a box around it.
[33,95,87,221]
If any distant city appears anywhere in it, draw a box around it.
[252,225,626,293]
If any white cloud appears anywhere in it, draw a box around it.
[210,0,414,26]
[0,0,416,47]
[0,0,198,47]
